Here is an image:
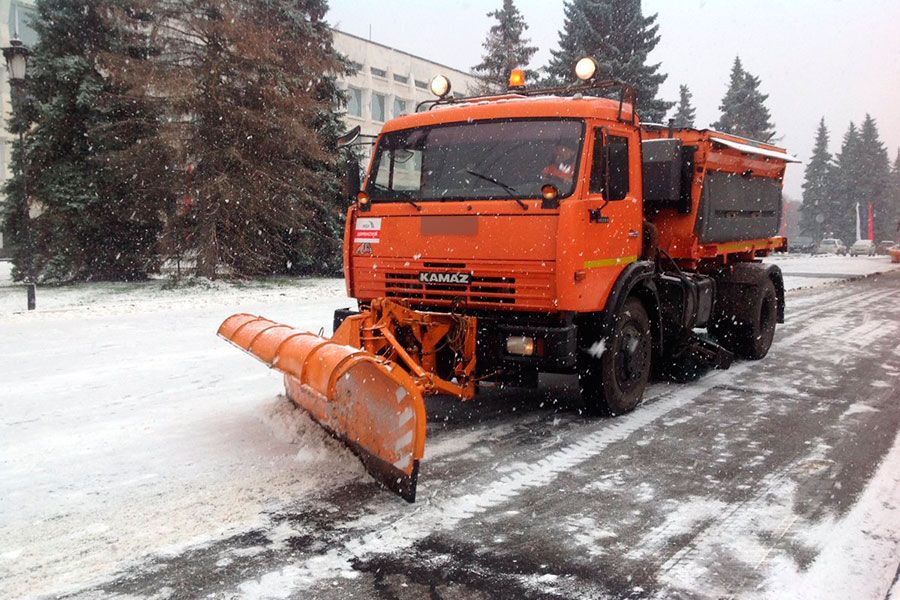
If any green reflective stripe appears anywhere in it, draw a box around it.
[583,255,638,269]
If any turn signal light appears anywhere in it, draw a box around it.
[541,184,560,209]
[541,184,558,201]
[508,68,526,89]
[357,191,370,205]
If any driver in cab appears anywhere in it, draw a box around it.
[542,140,577,189]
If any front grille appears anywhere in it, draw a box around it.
[385,270,517,304]
[356,258,555,310]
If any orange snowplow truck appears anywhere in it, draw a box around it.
[219,61,799,501]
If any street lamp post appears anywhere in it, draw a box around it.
[3,37,33,309]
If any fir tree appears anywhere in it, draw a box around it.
[829,123,863,244]
[1,0,163,282]
[545,0,672,121]
[855,115,892,242]
[799,118,832,242]
[109,0,349,278]
[713,58,747,134]
[890,150,900,241]
[671,84,696,128]
[472,0,538,94]
[712,57,776,142]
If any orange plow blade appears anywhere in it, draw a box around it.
[217,314,427,501]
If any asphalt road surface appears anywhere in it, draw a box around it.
[61,270,900,600]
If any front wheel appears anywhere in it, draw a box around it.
[578,298,652,416]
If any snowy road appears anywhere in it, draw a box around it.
[1,255,899,599]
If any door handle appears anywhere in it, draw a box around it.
[589,208,610,224]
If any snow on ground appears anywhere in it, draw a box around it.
[763,252,899,289]
[0,269,362,597]
[0,253,897,598]
[764,429,900,599]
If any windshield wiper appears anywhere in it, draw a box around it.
[370,184,421,210]
[465,170,527,209]
[401,197,422,211]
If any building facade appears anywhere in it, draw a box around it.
[0,0,36,254]
[332,29,480,165]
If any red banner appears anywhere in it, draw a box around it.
[868,202,875,240]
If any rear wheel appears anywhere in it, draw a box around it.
[578,298,652,416]
[710,279,777,360]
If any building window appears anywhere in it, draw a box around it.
[347,87,363,118]
[371,93,386,122]
[370,66,387,78]
[393,98,408,117]
[393,73,409,84]
[349,61,363,72]
[414,79,428,90]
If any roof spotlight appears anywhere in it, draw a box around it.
[575,56,598,81]
[429,74,451,98]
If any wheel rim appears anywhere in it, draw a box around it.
[615,321,650,391]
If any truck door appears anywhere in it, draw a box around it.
[562,125,643,311]
[589,124,642,246]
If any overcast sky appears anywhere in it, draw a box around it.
[327,0,900,198]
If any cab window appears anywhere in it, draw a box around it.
[588,130,630,200]
[589,128,605,195]
[607,135,630,200]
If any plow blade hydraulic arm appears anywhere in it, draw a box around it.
[217,314,427,501]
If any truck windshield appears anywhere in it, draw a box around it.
[366,119,584,202]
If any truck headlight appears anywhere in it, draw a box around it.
[506,336,535,356]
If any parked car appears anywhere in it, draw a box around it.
[890,245,900,263]
[789,236,816,253]
[815,238,848,255]
[849,239,876,256]
[876,240,896,255]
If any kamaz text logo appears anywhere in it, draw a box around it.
[419,272,471,285]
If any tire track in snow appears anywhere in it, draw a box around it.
[648,288,900,598]
[235,286,889,598]
[620,293,898,589]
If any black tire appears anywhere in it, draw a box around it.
[578,298,652,416]
[710,278,777,360]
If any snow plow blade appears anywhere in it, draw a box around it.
[217,314,427,501]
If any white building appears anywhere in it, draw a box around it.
[332,29,480,163]
[0,0,34,254]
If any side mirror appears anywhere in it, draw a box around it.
[344,157,361,201]
[337,125,361,148]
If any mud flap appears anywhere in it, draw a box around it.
[218,314,426,502]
